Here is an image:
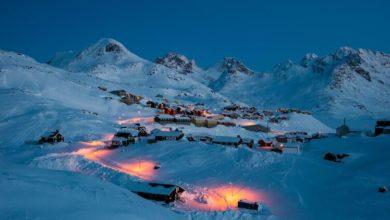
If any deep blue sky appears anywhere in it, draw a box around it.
[0,0,389,70]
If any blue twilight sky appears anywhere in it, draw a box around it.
[0,0,389,70]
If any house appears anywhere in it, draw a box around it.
[131,182,185,204]
[238,199,259,211]
[336,122,350,137]
[174,116,191,124]
[241,138,254,148]
[146,100,157,108]
[218,119,236,127]
[109,136,129,149]
[187,134,213,143]
[120,96,137,105]
[212,136,242,147]
[258,139,273,147]
[110,89,127,97]
[108,128,136,149]
[164,108,176,115]
[154,114,175,123]
[285,131,310,143]
[152,129,184,141]
[375,120,390,136]
[205,119,218,128]
[280,143,300,154]
[39,130,64,143]
[275,135,288,143]
[241,124,270,133]
[193,117,207,127]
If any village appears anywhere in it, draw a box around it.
[35,88,390,214]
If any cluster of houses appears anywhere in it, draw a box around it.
[277,108,311,115]
[222,104,264,120]
[146,101,210,117]
[110,89,143,105]
[109,124,148,149]
[154,114,236,128]
[187,134,254,148]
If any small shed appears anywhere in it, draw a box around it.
[238,199,259,211]
[131,182,185,204]
[39,130,64,143]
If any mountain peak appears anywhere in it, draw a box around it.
[75,38,133,59]
[60,38,145,72]
[154,52,199,74]
[219,57,255,75]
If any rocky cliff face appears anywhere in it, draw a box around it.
[155,53,199,74]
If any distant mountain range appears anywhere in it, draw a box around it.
[5,38,390,119]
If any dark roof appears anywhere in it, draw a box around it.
[131,182,184,196]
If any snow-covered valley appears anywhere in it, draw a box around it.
[1,39,390,219]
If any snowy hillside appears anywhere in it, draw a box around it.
[212,47,390,119]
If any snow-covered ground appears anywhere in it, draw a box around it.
[1,40,390,219]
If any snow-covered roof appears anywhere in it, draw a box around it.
[175,116,191,120]
[42,130,60,137]
[156,114,175,120]
[154,130,183,137]
[131,182,181,196]
[212,136,241,143]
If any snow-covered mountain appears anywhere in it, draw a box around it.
[208,57,256,91]
[212,47,390,118]
[47,38,230,107]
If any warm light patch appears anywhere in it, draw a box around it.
[102,133,115,141]
[118,160,158,180]
[238,120,257,126]
[117,117,154,125]
[79,140,106,148]
[184,185,262,211]
[75,148,112,161]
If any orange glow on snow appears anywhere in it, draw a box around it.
[75,147,113,161]
[117,117,154,125]
[102,133,115,141]
[118,160,158,180]
[239,120,257,126]
[79,140,106,148]
[184,185,263,211]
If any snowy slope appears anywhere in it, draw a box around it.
[0,163,184,220]
[212,47,390,119]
